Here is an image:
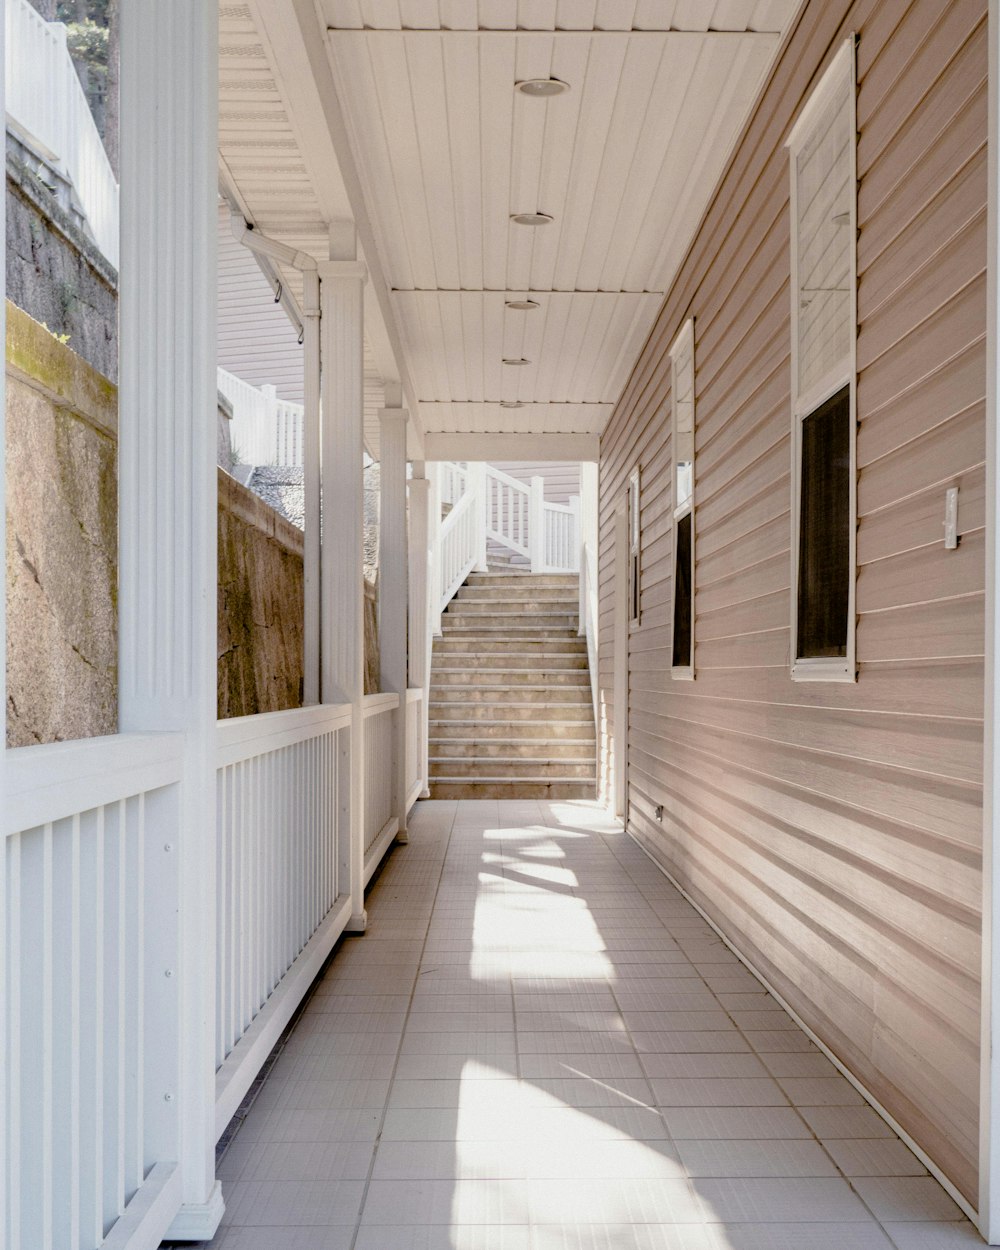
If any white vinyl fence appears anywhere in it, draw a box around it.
[363,693,398,881]
[218,368,305,468]
[6,0,119,265]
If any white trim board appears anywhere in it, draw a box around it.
[424,432,599,462]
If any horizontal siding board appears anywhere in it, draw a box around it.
[598,0,985,1203]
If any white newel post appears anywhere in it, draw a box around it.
[303,270,321,706]
[408,469,432,799]
[468,460,489,572]
[529,475,546,573]
[119,0,222,1239]
[428,462,444,635]
[320,250,368,932]
[379,408,410,839]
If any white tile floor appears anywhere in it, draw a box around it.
[200,800,984,1250]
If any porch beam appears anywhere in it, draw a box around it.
[320,246,368,932]
[119,0,221,1238]
[378,407,410,838]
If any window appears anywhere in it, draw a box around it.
[787,37,857,682]
[670,319,695,678]
[628,468,640,624]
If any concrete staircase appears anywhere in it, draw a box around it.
[428,570,597,800]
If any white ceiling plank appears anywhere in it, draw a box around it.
[517,0,557,29]
[443,33,485,287]
[555,0,597,31]
[550,34,630,292]
[482,293,505,400]
[405,35,463,289]
[671,0,711,31]
[630,0,675,28]
[749,0,796,33]
[709,0,755,32]
[569,292,622,402]
[507,35,556,292]
[527,34,592,292]
[399,0,442,27]
[478,0,518,29]
[593,0,638,31]
[361,0,402,28]
[642,35,775,291]
[462,291,486,401]
[595,33,702,292]
[439,291,470,400]
[547,295,594,399]
[323,0,365,27]
[575,33,665,292]
[440,0,478,29]
[479,35,518,290]
[327,37,416,288]
[365,34,440,288]
[532,292,572,402]
[600,293,661,402]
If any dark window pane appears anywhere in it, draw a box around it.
[672,511,693,668]
[797,386,850,658]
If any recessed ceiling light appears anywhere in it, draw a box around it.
[502,358,531,366]
[505,298,540,311]
[500,400,526,409]
[516,77,570,98]
[510,212,554,227]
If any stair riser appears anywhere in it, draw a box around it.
[430,740,593,759]
[430,721,595,739]
[430,687,589,704]
[441,626,583,642]
[432,670,589,687]
[427,650,585,670]
[447,600,577,616]
[430,762,595,781]
[456,586,580,602]
[429,781,596,800]
[434,639,587,656]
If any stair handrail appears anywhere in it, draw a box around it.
[437,486,480,613]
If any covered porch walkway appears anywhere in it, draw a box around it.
[203,800,975,1249]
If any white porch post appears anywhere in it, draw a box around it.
[379,407,410,839]
[529,475,546,573]
[408,467,432,799]
[468,461,489,572]
[428,461,444,635]
[320,246,368,932]
[119,0,222,1238]
[982,0,1000,1239]
[303,270,322,706]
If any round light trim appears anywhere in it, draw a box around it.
[510,212,554,227]
[516,77,570,98]
[500,401,526,409]
[505,298,540,311]
[502,357,531,367]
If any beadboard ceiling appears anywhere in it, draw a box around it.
[219,0,799,458]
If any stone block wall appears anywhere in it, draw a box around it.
[6,303,380,745]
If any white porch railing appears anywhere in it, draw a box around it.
[363,693,399,881]
[6,0,119,266]
[580,538,599,726]
[217,368,305,468]
[435,464,581,615]
[214,704,352,1132]
[405,688,424,811]
[5,735,185,1250]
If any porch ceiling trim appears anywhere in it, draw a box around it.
[423,431,599,462]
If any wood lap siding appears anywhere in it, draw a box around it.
[598,0,986,1204]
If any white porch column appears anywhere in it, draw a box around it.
[428,462,444,636]
[408,467,432,799]
[379,407,410,839]
[319,249,368,932]
[529,475,546,573]
[982,0,1000,1240]
[468,461,489,572]
[119,0,221,1239]
[303,270,322,706]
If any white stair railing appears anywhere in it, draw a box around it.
[437,487,481,613]
[217,368,305,467]
[6,0,119,265]
[485,466,531,559]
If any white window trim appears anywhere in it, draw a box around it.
[786,36,858,684]
[670,318,695,681]
[628,467,640,626]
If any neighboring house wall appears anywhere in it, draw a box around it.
[491,461,581,503]
[217,201,304,403]
[598,0,985,1205]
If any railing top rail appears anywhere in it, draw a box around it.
[363,691,401,716]
[484,464,531,495]
[543,499,575,514]
[6,731,185,837]
[439,483,476,538]
[218,703,352,764]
